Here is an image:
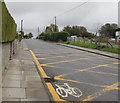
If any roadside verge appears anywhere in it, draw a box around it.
[57,43,120,60]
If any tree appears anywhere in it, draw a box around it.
[46,24,59,33]
[24,32,33,39]
[99,23,118,38]
[28,32,33,38]
[63,25,72,34]
[63,25,94,38]
[93,23,102,35]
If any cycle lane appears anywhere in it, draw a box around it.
[31,49,119,102]
[26,39,119,102]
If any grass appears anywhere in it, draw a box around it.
[64,41,120,54]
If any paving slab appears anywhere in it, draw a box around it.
[21,98,50,101]
[7,66,21,71]
[21,60,34,65]
[2,98,20,101]
[2,40,50,102]
[4,75,22,81]
[25,76,41,82]
[7,70,22,75]
[26,88,49,100]
[23,71,38,76]
[3,80,20,88]
[21,81,44,88]
[2,88,26,99]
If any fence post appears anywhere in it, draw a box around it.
[9,41,12,60]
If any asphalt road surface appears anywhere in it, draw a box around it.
[25,39,119,102]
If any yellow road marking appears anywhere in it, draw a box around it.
[54,77,107,88]
[37,58,47,60]
[81,82,120,102]
[30,50,66,102]
[40,64,56,68]
[37,53,88,61]
[85,70,118,76]
[56,64,108,78]
[46,83,67,102]
[30,50,49,78]
[42,58,88,65]
[113,62,120,65]
[38,56,66,59]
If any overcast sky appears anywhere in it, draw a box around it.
[5,0,119,37]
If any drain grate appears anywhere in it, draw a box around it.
[44,77,56,82]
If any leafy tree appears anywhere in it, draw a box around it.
[63,25,94,38]
[63,25,72,34]
[46,24,59,32]
[24,32,33,39]
[28,32,33,38]
[99,23,118,38]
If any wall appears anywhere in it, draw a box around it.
[2,40,19,75]
[1,1,18,76]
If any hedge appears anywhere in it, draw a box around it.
[0,2,17,43]
[0,2,2,42]
[42,32,70,42]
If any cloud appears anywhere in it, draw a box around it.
[6,2,118,37]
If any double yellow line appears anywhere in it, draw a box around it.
[30,50,66,102]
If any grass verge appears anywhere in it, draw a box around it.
[64,41,120,54]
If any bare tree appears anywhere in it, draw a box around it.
[93,23,102,36]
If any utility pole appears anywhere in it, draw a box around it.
[38,27,39,35]
[55,16,56,32]
[20,20,24,38]
[21,20,23,33]
[44,26,46,32]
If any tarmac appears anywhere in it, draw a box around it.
[2,39,119,102]
[2,40,51,102]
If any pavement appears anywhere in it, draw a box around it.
[2,40,51,102]
[25,39,120,102]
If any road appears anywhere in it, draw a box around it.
[25,39,119,102]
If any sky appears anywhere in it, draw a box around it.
[5,0,119,37]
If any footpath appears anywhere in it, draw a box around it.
[2,40,50,102]
[57,43,120,60]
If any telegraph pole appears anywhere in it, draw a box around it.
[20,20,24,38]
[38,27,39,35]
[44,26,46,32]
[21,20,23,33]
[55,16,56,32]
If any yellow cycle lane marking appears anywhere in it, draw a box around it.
[113,61,120,65]
[80,82,120,102]
[37,53,88,60]
[30,50,66,102]
[54,77,107,88]
[37,58,88,67]
[30,50,119,102]
[55,62,118,78]
[56,64,109,78]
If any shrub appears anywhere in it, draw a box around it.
[50,32,70,42]
[43,33,51,41]
[38,32,70,42]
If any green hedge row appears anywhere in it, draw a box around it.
[43,32,70,42]
[1,2,17,42]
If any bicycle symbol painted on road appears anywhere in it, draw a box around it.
[55,83,82,98]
